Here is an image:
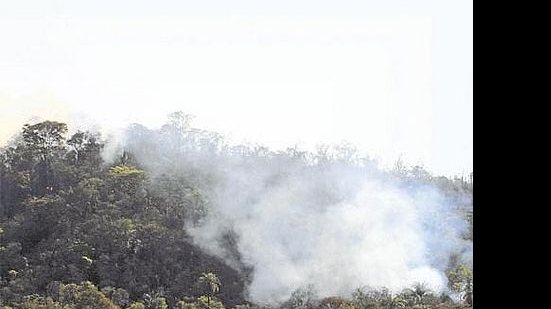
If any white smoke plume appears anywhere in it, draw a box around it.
[107,113,472,304]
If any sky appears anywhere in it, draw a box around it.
[0,1,472,177]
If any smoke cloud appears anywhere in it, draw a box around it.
[108,114,472,304]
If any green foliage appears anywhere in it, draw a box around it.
[351,287,393,309]
[0,241,27,275]
[142,294,168,309]
[22,121,68,158]
[176,299,198,309]
[199,273,221,296]
[109,165,145,178]
[318,297,357,309]
[447,265,473,306]
[394,283,441,308]
[195,296,224,309]
[127,302,146,309]
[0,120,472,309]
[15,295,64,309]
[101,286,130,307]
[58,281,120,308]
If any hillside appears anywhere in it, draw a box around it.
[0,117,473,309]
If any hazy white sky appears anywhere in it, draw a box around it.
[0,0,472,177]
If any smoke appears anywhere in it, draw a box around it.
[107,114,472,304]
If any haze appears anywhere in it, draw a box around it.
[0,0,472,177]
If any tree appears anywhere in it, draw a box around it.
[176,298,198,309]
[351,287,392,309]
[447,264,473,306]
[396,283,438,308]
[128,302,146,309]
[101,286,130,307]
[199,273,221,297]
[22,121,67,161]
[283,285,318,309]
[142,293,168,309]
[66,131,103,167]
[196,295,224,309]
[198,273,223,309]
[167,111,194,133]
[18,121,68,196]
[58,281,120,309]
[0,118,473,309]
[15,295,63,309]
[319,297,357,309]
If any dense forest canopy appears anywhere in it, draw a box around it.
[0,114,472,308]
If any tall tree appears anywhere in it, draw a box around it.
[22,121,67,161]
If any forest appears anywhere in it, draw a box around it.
[0,114,473,309]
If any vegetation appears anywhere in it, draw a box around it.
[0,117,473,308]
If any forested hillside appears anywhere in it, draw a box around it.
[0,116,473,309]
